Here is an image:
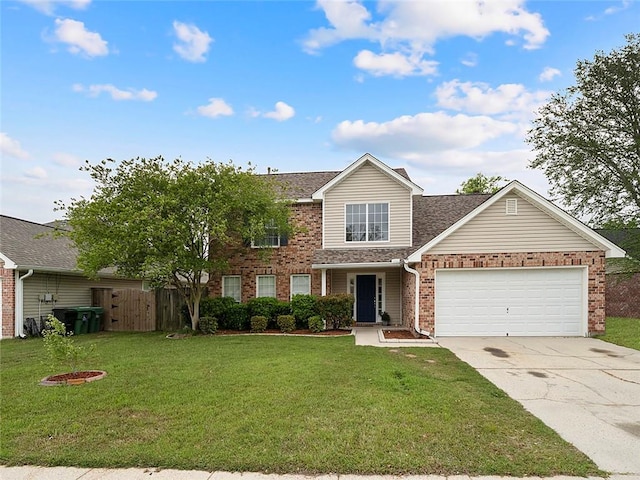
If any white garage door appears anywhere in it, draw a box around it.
[435,268,585,337]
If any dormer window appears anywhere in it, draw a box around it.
[345,203,389,242]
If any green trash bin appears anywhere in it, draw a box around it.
[69,307,92,335]
[88,307,104,333]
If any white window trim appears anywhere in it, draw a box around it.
[222,275,241,302]
[344,202,390,243]
[290,274,311,299]
[251,223,281,248]
[256,275,276,298]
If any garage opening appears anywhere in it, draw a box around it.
[435,267,585,337]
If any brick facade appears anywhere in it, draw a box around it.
[208,203,324,301]
[414,251,606,336]
[1,266,15,337]
[606,272,640,318]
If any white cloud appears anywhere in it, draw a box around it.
[435,79,550,120]
[304,0,549,77]
[461,52,478,67]
[605,0,631,15]
[353,50,438,77]
[25,166,48,179]
[172,21,213,63]
[73,83,157,101]
[539,67,561,82]
[53,152,82,167]
[0,132,30,159]
[19,0,90,15]
[331,111,517,160]
[196,98,234,118]
[53,18,108,57]
[263,102,295,121]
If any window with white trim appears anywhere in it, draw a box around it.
[346,203,389,242]
[290,274,311,298]
[222,275,241,302]
[256,275,276,298]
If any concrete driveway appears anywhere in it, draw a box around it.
[437,337,640,475]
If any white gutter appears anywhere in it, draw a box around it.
[15,269,34,337]
[402,261,431,337]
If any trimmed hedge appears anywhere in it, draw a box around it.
[308,315,324,333]
[250,315,268,333]
[317,294,354,330]
[290,294,318,329]
[198,316,218,335]
[277,315,296,333]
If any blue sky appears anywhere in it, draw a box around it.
[1,0,638,224]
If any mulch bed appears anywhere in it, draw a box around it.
[40,370,107,386]
[382,329,431,340]
[215,329,351,336]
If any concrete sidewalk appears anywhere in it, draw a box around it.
[2,466,639,480]
[352,327,438,347]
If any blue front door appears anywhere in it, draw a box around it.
[356,275,376,322]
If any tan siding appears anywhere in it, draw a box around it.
[384,269,401,325]
[430,193,598,254]
[22,273,143,320]
[324,163,412,248]
[330,270,347,294]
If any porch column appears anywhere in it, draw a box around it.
[321,269,327,296]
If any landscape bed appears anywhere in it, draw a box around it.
[0,332,601,476]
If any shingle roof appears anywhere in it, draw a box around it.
[0,215,79,271]
[265,168,411,199]
[312,193,491,265]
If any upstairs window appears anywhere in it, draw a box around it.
[346,203,389,242]
[252,221,287,248]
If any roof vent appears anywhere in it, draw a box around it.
[506,198,518,215]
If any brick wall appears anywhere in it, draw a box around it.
[415,251,606,336]
[401,268,415,329]
[208,203,323,301]
[606,272,640,318]
[1,267,15,337]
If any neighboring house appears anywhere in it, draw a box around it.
[209,153,625,337]
[0,215,145,338]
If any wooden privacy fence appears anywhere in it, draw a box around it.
[92,288,185,332]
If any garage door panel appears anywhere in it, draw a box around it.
[435,268,584,337]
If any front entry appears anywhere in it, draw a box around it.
[356,274,376,322]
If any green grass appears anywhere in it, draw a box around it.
[0,332,601,476]
[596,317,640,350]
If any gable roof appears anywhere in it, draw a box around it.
[0,215,79,271]
[407,181,626,262]
[311,153,423,200]
[267,163,413,200]
[312,193,490,267]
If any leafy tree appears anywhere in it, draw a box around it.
[57,157,292,331]
[456,173,508,194]
[527,33,640,225]
[526,33,640,272]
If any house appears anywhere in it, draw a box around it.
[209,153,626,337]
[0,215,146,338]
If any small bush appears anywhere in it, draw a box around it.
[317,294,354,330]
[247,297,279,320]
[308,315,324,333]
[42,315,95,374]
[251,315,268,333]
[225,303,250,330]
[277,315,296,333]
[291,294,318,328]
[200,297,236,321]
[198,316,218,335]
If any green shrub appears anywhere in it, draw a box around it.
[308,315,324,333]
[198,316,218,335]
[247,297,290,329]
[42,315,95,374]
[250,315,268,333]
[291,294,318,328]
[200,297,236,319]
[276,315,296,333]
[225,303,250,330]
[317,294,354,330]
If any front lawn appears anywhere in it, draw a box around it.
[596,317,640,350]
[0,333,600,476]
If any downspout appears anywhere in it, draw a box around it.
[15,269,34,337]
[402,261,431,337]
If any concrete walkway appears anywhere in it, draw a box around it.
[352,326,438,347]
[2,466,639,480]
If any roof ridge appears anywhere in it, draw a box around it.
[0,214,57,230]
